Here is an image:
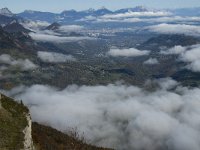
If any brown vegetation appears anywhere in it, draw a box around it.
[32,122,113,150]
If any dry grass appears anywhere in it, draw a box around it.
[32,122,113,150]
[0,94,28,149]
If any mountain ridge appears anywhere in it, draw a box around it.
[0,6,198,24]
[0,8,13,17]
[17,6,167,23]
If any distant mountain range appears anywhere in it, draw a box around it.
[16,6,200,23]
[18,7,116,23]
[0,6,200,25]
[0,6,151,25]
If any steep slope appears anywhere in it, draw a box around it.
[0,8,13,17]
[0,14,17,25]
[45,22,61,30]
[0,26,36,57]
[3,21,31,33]
[0,8,22,25]
[0,94,113,150]
[0,94,33,149]
[32,122,112,150]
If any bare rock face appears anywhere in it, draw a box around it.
[23,113,34,150]
[45,22,61,30]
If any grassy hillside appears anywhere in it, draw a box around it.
[32,122,113,150]
[0,94,28,149]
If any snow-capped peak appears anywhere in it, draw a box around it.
[0,8,13,17]
[9,20,17,24]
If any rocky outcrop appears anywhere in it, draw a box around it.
[0,93,34,150]
[23,113,34,150]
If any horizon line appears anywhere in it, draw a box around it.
[1,5,200,14]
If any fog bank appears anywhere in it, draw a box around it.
[2,78,200,150]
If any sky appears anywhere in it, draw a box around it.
[1,0,200,13]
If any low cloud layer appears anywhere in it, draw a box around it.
[21,20,50,30]
[29,32,94,43]
[160,45,187,55]
[37,51,76,63]
[180,45,200,72]
[101,11,171,19]
[108,48,150,57]
[78,10,176,23]
[80,13,200,24]
[161,45,200,72]
[144,58,159,65]
[0,54,37,70]
[58,25,84,33]
[148,23,200,36]
[3,78,200,150]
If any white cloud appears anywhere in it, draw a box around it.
[58,25,84,33]
[144,58,159,65]
[101,11,171,19]
[21,20,50,30]
[29,32,94,43]
[83,11,173,23]
[94,17,142,23]
[37,51,76,63]
[156,77,179,90]
[155,16,200,23]
[108,48,150,57]
[144,16,200,24]
[78,15,97,22]
[0,54,37,70]
[186,60,200,72]
[160,45,200,72]
[148,23,200,36]
[3,78,200,150]
[160,45,187,55]
[180,45,200,72]
[181,46,200,62]
[86,15,200,24]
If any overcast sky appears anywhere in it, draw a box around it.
[1,0,200,13]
